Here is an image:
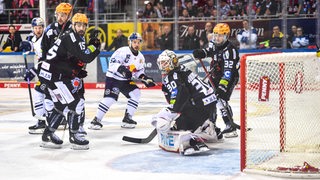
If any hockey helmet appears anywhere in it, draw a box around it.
[128,32,143,42]
[213,23,230,45]
[31,17,44,27]
[55,2,72,15]
[72,13,88,25]
[157,50,179,74]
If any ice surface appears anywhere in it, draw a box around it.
[0,88,290,180]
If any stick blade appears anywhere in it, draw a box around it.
[122,129,157,144]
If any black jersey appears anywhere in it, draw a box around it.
[204,40,240,89]
[39,29,100,82]
[41,21,72,60]
[161,65,216,113]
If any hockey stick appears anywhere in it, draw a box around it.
[23,51,36,117]
[197,58,241,131]
[122,128,157,144]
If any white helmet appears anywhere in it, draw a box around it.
[31,17,45,27]
[128,32,143,42]
[157,50,179,74]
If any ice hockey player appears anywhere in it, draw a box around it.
[21,17,47,134]
[152,50,222,155]
[38,13,100,150]
[193,23,240,138]
[40,2,73,128]
[89,32,156,130]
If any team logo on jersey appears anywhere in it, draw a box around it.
[224,70,231,79]
[125,54,130,63]
[71,77,82,93]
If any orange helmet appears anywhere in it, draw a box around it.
[72,13,88,24]
[55,3,72,15]
[213,23,230,35]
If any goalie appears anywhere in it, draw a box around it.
[152,50,222,156]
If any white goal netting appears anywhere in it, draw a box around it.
[240,52,320,178]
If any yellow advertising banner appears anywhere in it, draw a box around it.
[107,22,142,46]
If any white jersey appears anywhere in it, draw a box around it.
[106,46,145,81]
[26,32,44,60]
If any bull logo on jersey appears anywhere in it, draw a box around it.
[71,77,82,93]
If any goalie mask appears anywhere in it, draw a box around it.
[213,23,230,46]
[157,50,179,74]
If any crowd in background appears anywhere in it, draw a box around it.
[0,0,317,52]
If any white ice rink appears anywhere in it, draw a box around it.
[0,88,290,180]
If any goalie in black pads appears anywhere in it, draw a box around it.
[152,50,222,155]
[38,13,100,150]
[193,23,240,138]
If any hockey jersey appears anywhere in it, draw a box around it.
[41,21,72,60]
[39,29,100,82]
[26,32,43,61]
[204,40,240,89]
[161,65,216,113]
[106,46,146,81]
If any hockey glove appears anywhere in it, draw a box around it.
[77,70,88,78]
[192,49,206,59]
[139,74,156,87]
[216,84,228,101]
[20,41,33,52]
[88,37,101,49]
[24,67,37,81]
[117,65,132,80]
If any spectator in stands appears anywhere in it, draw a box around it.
[182,25,200,50]
[237,19,258,49]
[219,0,231,20]
[179,8,190,21]
[18,0,34,23]
[154,2,165,18]
[203,0,215,17]
[142,2,157,20]
[0,0,6,24]
[287,25,298,47]
[269,25,283,49]
[291,27,309,49]
[185,0,198,18]
[157,25,173,50]
[200,22,213,48]
[106,29,128,51]
[257,0,278,18]
[0,25,22,52]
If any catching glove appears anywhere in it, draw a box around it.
[24,67,37,81]
[77,69,88,78]
[117,65,132,79]
[192,49,206,59]
[140,74,156,88]
[216,84,228,100]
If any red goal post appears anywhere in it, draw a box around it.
[240,52,320,178]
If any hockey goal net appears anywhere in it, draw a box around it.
[240,52,320,178]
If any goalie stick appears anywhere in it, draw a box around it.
[122,128,157,144]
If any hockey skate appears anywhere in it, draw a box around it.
[181,136,210,156]
[69,132,89,150]
[40,128,63,149]
[88,117,103,130]
[221,124,238,138]
[28,120,45,134]
[77,124,87,136]
[121,113,137,129]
